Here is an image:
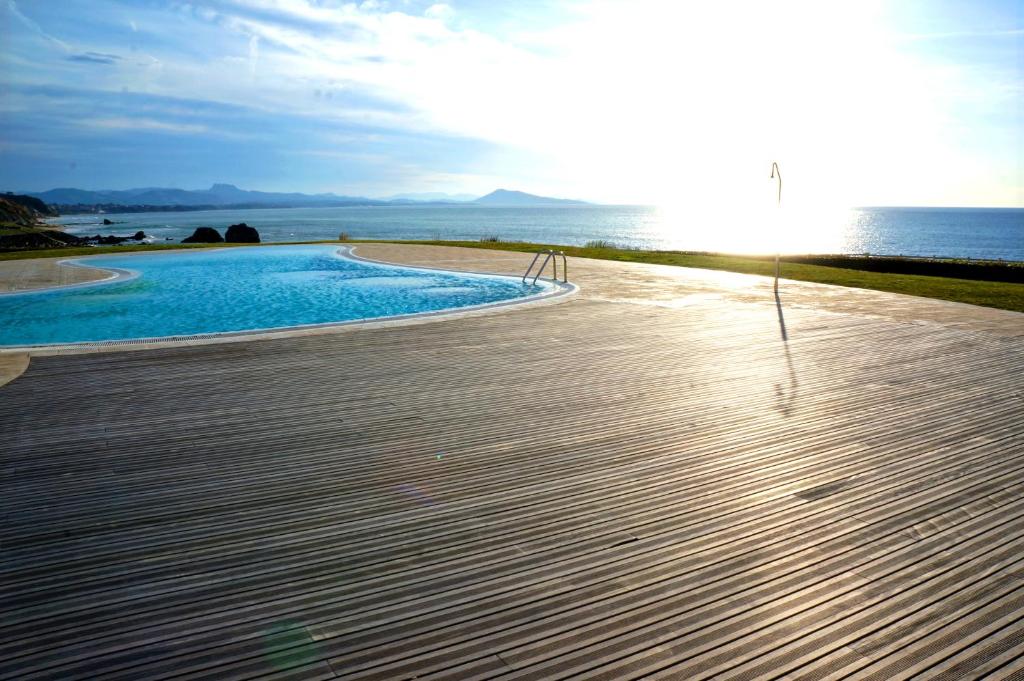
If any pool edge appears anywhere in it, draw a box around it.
[2,245,579,356]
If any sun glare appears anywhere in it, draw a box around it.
[467,0,963,214]
[650,201,851,256]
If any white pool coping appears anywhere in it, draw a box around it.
[0,245,578,355]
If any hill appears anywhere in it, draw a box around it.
[473,189,587,206]
[0,196,81,251]
[0,197,43,227]
[15,184,589,212]
[26,184,380,208]
[384,192,477,203]
[2,193,59,217]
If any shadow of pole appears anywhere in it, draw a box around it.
[775,289,788,342]
[774,290,799,416]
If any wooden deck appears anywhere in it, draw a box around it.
[2,245,1023,680]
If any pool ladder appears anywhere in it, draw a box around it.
[522,249,568,285]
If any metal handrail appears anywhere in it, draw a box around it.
[522,248,568,284]
[533,251,555,285]
[522,249,549,283]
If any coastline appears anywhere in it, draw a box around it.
[43,204,1024,262]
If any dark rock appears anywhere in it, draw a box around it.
[0,229,85,251]
[102,218,114,225]
[224,222,260,243]
[96,235,127,245]
[181,226,224,243]
[48,231,86,245]
[60,231,145,245]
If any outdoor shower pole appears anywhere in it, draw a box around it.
[770,162,782,294]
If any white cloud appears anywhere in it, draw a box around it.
[248,34,260,78]
[424,4,453,21]
[83,117,210,134]
[6,0,70,51]
[8,0,1020,205]
[150,0,1015,204]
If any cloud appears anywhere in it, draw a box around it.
[82,117,210,134]
[1,0,1020,204]
[5,0,69,50]
[248,35,260,77]
[67,52,122,65]
[424,4,454,21]
[896,28,1024,42]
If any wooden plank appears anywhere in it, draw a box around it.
[1,255,1022,680]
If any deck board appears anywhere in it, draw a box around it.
[2,246,1022,679]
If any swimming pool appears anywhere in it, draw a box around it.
[0,245,558,347]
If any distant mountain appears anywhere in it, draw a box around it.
[31,188,109,205]
[26,184,379,208]
[473,189,587,206]
[18,184,589,211]
[384,192,478,203]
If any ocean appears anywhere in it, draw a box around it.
[49,205,1024,262]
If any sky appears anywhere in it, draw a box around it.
[0,0,1021,207]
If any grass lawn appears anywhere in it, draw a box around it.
[2,238,1022,313]
[0,223,51,237]
[380,240,1024,313]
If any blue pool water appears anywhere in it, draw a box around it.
[0,245,550,346]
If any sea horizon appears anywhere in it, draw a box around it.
[49,204,1024,263]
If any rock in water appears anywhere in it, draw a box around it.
[224,223,260,243]
[181,226,224,243]
[132,231,146,240]
[102,218,114,225]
